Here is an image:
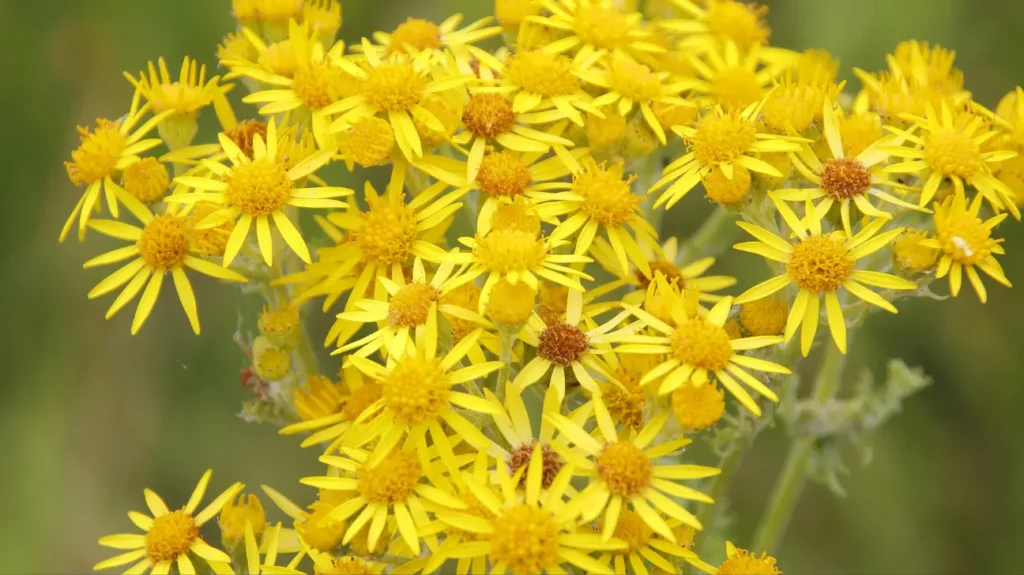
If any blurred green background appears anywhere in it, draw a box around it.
[5,0,1024,572]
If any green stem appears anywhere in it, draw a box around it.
[495,325,517,398]
[677,207,739,263]
[750,342,847,553]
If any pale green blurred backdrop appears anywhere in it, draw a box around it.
[4,0,1024,573]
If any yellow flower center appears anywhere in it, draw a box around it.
[603,510,652,554]
[145,510,199,563]
[926,127,983,178]
[690,112,756,167]
[342,117,395,167]
[787,235,854,293]
[820,157,872,200]
[226,158,293,216]
[293,375,345,421]
[321,556,375,575]
[388,282,440,327]
[304,0,342,41]
[702,164,751,206]
[838,113,882,158]
[477,151,533,199]
[596,442,652,496]
[415,94,460,147]
[719,549,781,575]
[761,81,823,133]
[739,295,788,336]
[712,66,764,112]
[357,198,418,265]
[893,229,939,271]
[504,51,579,97]
[66,119,125,186]
[123,158,170,203]
[384,355,450,425]
[603,369,646,431]
[341,382,383,422]
[388,18,442,53]
[671,382,726,430]
[463,93,517,139]
[474,229,548,273]
[362,62,426,112]
[218,32,257,63]
[492,198,542,236]
[298,501,347,552]
[260,40,299,78]
[652,101,698,131]
[292,60,346,110]
[670,317,734,371]
[137,215,190,271]
[574,163,640,226]
[587,111,627,148]
[186,201,232,257]
[495,0,542,27]
[259,305,301,338]
[537,323,590,365]
[357,450,422,503]
[608,55,661,103]
[219,493,266,543]
[441,283,483,341]
[488,280,537,325]
[253,336,291,380]
[937,209,996,266]
[706,1,770,49]
[573,4,631,50]
[226,120,269,160]
[490,504,560,575]
[253,0,303,21]
[508,442,563,487]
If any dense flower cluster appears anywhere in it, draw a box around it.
[73,1,1019,574]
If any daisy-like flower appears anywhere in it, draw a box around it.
[364,14,503,74]
[62,90,171,242]
[330,256,483,357]
[303,0,343,43]
[594,508,717,575]
[679,41,790,113]
[242,20,349,146]
[512,290,633,404]
[83,199,247,335]
[207,522,303,575]
[546,411,719,542]
[487,384,571,489]
[770,102,924,236]
[651,102,802,210]
[280,365,382,452]
[578,52,694,144]
[221,23,316,82]
[169,118,346,267]
[918,192,1011,303]
[717,541,781,575]
[452,92,576,183]
[529,0,663,64]
[659,0,771,52]
[734,214,918,356]
[431,446,627,575]
[478,49,603,126]
[124,56,235,149]
[260,486,387,557]
[618,294,788,415]
[884,101,1019,217]
[538,159,656,276]
[94,470,243,574]
[337,309,503,471]
[322,40,474,159]
[886,41,968,101]
[590,235,737,308]
[300,444,471,554]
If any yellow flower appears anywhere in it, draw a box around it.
[281,365,382,453]
[889,40,965,97]
[739,294,788,337]
[678,41,789,113]
[432,446,628,575]
[884,101,1019,217]
[538,159,656,276]
[94,470,243,574]
[488,384,570,485]
[218,493,266,544]
[83,201,247,335]
[332,315,503,473]
[652,103,802,209]
[546,412,719,543]
[482,49,604,126]
[671,381,726,431]
[531,0,661,64]
[893,229,939,272]
[208,521,302,575]
[363,14,502,74]
[734,216,918,356]
[719,541,781,575]
[323,43,473,160]
[260,486,385,557]
[660,0,771,51]
[169,118,348,267]
[594,507,717,575]
[619,294,788,415]
[303,0,343,43]
[292,374,347,422]
[770,102,925,236]
[919,192,1011,303]
[62,91,172,242]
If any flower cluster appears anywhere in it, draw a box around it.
[73,1,1018,574]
